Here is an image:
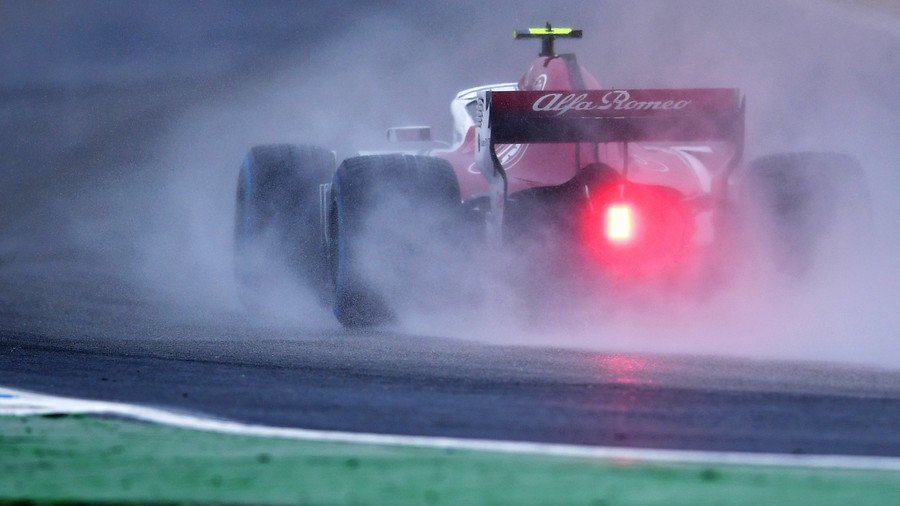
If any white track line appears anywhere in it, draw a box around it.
[2,386,899,471]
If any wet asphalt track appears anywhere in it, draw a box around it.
[1,255,900,457]
[2,1,899,459]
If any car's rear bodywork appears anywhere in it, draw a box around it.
[427,40,744,277]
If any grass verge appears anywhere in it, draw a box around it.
[1,415,898,505]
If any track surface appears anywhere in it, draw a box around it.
[4,338,900,457]
[2,256,899,457]
[2,1,899,461]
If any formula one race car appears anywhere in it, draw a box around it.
[234,25,869,326]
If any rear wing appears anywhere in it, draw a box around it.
[482,89,742,142]
[474,88,744,239]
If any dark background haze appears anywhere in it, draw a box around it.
[1,1,897,367]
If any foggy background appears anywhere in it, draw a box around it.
[1,1,898,368]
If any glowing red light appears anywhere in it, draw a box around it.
[605,204,635,243]
[581,183,694,277]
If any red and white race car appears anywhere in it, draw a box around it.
[234,25,868,326]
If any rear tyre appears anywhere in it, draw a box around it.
[329,154,461,327]
[739,152,870,274]
[234,144,335,308]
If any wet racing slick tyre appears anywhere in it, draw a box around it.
[329,154,461,327]
[739,151,871,275]
[234,144,335,309]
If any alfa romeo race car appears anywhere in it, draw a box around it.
[234,25,868,326]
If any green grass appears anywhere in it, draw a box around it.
[1,415,898,505]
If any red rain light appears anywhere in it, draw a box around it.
[582,183,694,277]
[605,204,635,243]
